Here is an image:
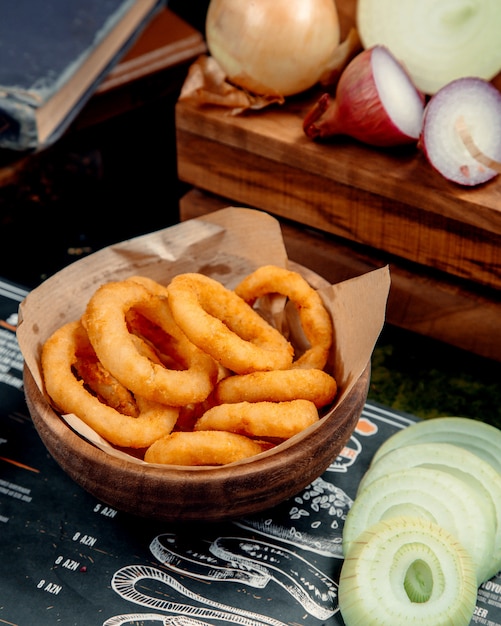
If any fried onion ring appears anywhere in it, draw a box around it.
[166,273,294,374]
[144,430,265,466]
[126,274,170,298]
[128,276,233,381]
[41,320,179,448]
[126,309,187,371]
[73,340,138,416]
[195,399,319,439]
[213,368,337,409]
[234,265,333,370]
[82,280,218,406]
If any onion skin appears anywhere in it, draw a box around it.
[303,46,425,147]
[205,0,341,98]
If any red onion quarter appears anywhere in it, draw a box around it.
[303,46,425,147]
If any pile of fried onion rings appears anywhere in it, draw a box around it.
[41,265,337,465]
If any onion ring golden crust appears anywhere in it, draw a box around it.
[144,430,265,466]
[82,280,219,406]
[126,275,170,298]
[126,309,188,371]
[212,368,337,409]
[195,399,319,439]
[166,273,294,374]
[41,320,179,448]
[234,265,333,370]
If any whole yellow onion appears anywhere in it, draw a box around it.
[205,0,341,98]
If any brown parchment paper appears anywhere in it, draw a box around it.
[17,207,390,463]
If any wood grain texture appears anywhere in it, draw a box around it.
[176,99,501,290]
[174,0,501,290]
[180,189,501,362]
[174,0,501,358]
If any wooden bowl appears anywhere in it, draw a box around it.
[24,363,369,523]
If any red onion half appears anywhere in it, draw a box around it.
[421,77,501,186]
[303,46,425,147]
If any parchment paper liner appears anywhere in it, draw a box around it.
[17,207,390,465]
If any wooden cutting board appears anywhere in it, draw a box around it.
[175,0,501,292]
[176,96,501,291]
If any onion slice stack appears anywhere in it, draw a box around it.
[339,417,501,624]
[371,416,501,474]
[339,517,478,626]
[343,465,496,585]
[357,441,501,581]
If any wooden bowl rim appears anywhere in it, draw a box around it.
[25,363,370,481]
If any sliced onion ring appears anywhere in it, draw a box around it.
[343,466,496,585]
[339,516,478,626]
[371,415,501,474]
[358,441,501,580]
[456,116,501,174]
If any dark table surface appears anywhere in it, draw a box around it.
[1,275,500,626]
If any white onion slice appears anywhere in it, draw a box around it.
[421,77,501,186]
[371,416,501,474]
[356,0,501,95]
[343,466,495,584]
[339,517,478,626]
[358,441,501,580]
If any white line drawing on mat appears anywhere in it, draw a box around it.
[109,563,288,626]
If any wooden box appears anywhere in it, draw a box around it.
[176,96,501,288]
[175,1,501,361]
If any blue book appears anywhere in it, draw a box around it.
[0,0,164,152]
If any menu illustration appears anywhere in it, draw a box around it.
[0,277,500,626]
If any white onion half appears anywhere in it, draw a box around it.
[205,0,341,97]
[357,0,501,95]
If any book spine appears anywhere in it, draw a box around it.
[0,96,38,151]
